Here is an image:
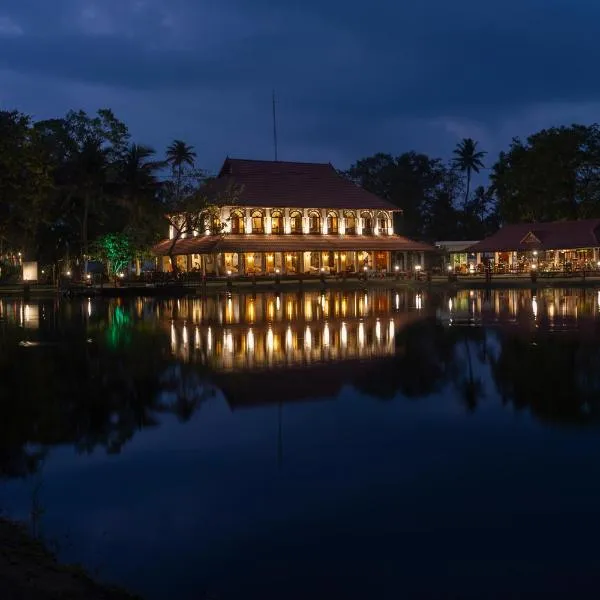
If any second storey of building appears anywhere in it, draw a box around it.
[168,157,399,240]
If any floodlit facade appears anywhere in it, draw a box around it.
[153,158,432,276]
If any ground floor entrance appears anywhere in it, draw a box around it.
[161,250,427,276]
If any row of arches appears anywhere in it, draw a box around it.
[229,210,390,235]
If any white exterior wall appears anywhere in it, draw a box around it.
[168,206,396,237]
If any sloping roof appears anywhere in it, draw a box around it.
[467,219,600,253]
[153,234,434,256]
[211,157,398,211]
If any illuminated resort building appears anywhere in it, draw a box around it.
[465,219,600,273]
[153,158,432,275]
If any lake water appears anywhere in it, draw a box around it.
[2,287,600,599]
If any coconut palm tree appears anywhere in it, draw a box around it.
[452,138,486,205]
[166,140,197,203]
[116,144,164,274]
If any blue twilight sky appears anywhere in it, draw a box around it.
[0,0,599,174]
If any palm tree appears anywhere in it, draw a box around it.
[116,144,164,274]
[452,138,486,205]
[166,140,197,203]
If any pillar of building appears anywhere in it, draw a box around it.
[265,208,271,234]
[215,253,221,276]
[245,208,252,234]
[386,252,392,272]
[403,252,408,271]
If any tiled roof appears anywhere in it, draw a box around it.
[468,219,600,253]
[211,157,398,211]
[153,234,434,256]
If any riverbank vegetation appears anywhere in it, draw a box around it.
[3,107,600,273]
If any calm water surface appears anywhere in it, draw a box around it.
[2,288,600,599]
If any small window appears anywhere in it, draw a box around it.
[231,211,244,234]
[290,211,303,234]
[252,210,264,234]
[309,212,321,234]
[377,213,389,234]
[271,210,283,234]
[362,212,373,235]
[345,211,356,235]
[327,211,339,234]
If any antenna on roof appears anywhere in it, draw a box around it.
[272,90,278,162]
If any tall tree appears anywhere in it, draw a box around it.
[452,138,486,204]
[115,144,164,272]
[346,151,462,240]
[491,125,600,223]
[166,140,197,204]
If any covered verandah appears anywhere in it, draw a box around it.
[153,235,432,277]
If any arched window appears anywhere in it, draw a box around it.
[271,210,283,234]
[251,209,265,233]
[361,211,373,235]
[230,210,244,234]
[377,212,389,235]
[290,211,303,234]
[345,211,356,235]
[308,211,321,234]
[327,211,339,234]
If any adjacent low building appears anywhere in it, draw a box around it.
[466,219,600,272]
[435,240,481,273]
[153,158,433,276]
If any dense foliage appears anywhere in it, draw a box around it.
[0,108,234,275]
[3,106,600,269]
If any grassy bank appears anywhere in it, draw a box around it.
[0,518,138,599]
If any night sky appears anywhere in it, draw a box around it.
[1,0,598,173]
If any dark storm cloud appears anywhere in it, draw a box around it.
[1,0,600,168]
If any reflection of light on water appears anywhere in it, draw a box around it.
[323,322,330,347]
[207,327,213,353]
[341,297,347,317]
[416,294,422,310]
[395,293,400,310]
[305,326,312,350]
[532,296,538,319]
[225,331,233,353]
[171,321,176,353]
[448,298,453,312]
[548,302,555,319]
[286,326,293,350]
[182,324,188,346]
[87,299,92,317]
[341,322,347,347]
[375,319,381,343]
[266,327,274,353]
[225,298,233,323]
[358,321,365,348]
[304,299,313,321]
[195,327,200,349]
[267,300,275,321]
[247,328,254,353]
[388,319,395,347]
[276,296,281,311]
[286,300,293,320]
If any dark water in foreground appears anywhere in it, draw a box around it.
[2,288,600,599]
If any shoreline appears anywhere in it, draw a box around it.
[1,274,600,298]
[0,518,138,599]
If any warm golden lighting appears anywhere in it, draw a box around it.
[416,294,422,310]
[341,322,347,347]
[395,293,400,310]
[375,319,381,342]
[323,322,330,347]
[182,324,188,346]
[195,327,201,349]
[247,328,255,353]
[532,296,538,318]
[358,322,365,348]
[305,325,312,350]
[207,327,213,353]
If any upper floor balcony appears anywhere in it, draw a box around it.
[170,207,395,239]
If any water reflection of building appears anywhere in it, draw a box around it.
[443,288,600,334]
[0,300,42,329]
[166,290,426,372]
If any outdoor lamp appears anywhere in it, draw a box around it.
[394,265,399,271]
